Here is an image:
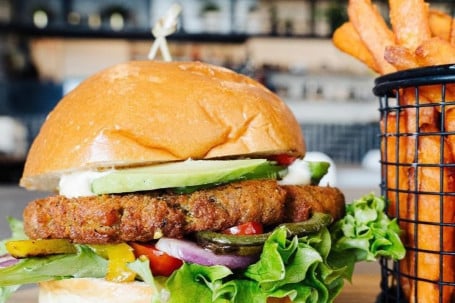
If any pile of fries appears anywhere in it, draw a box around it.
[333,1,455,303]
[333,0,455,74]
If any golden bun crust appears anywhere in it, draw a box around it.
[21,61,304,191]
[39,278,155,303]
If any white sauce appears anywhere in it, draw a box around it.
[59,170,111,198]
[278,152,337,186]
[278,159,311,186]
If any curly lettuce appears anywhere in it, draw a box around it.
[330,193,406,262]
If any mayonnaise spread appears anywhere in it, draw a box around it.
[59,170,111,198]
[278,159,311,186]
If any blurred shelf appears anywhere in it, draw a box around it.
[286,100,379,124]
[0,22,335,43]
[0,22,238,42]
[1,0,451,43]
[0,0,345,42]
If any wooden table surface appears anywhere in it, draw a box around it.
[8,274,381,303]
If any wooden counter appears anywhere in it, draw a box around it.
[336,274,381,302]
[9,274,381,303]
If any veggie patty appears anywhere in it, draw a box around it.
[23,179,344,244]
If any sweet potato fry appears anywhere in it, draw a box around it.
[400,84,455,114]
[380,110,413,297]
[408,123,455,303]
[347,0,396,74]
[393,94,444,302]
[384,45,419,71]
[419,85,455,106]
[332,22,380,73]
[451,22,455,45]
[444,106,455,162]
[401,78,455,120]
[400,103,438,300]
[380,111,410,217]
[400,87,427,107]
[401,98,438,163]
[415,37,455,66]
[429,9,455,44]
[428,9,453,41]
[389,0,431,52]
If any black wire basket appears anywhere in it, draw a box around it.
[374,64,455,303]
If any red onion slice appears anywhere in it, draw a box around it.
[0,254,19,268]
[156,238,257,269]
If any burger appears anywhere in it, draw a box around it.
[0,61,404,303]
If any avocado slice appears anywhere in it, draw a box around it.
[307,161,330,185]
[90,159,286,195]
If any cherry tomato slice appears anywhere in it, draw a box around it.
[222,222,264,235]
[130,242,183,277]
[269,154,297,166]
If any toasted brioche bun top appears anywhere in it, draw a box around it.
[21,61,305,191]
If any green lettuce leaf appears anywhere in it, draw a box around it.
[128,257,169,303]
[245,228,324,292]
[0,245,107,286]
[0,217,32,303]
[330,193,406,262]
[166,263,233,302]
[0,217,27,255]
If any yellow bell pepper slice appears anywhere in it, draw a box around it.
[90,243,136,282]
[6,239,77,258]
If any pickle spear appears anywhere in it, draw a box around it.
[196,212,332,256]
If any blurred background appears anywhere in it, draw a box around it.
[0,0,452,238]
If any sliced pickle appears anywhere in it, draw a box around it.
[196,212,333,256]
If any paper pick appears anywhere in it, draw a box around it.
[148,3,182,61]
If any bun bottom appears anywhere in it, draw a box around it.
[38,277,291,303]
[39,278,155,303]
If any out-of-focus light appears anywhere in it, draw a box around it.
[33,9,48,28]
[109,12,124,31]
[67,12,81,25]
[88,14,101,29]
